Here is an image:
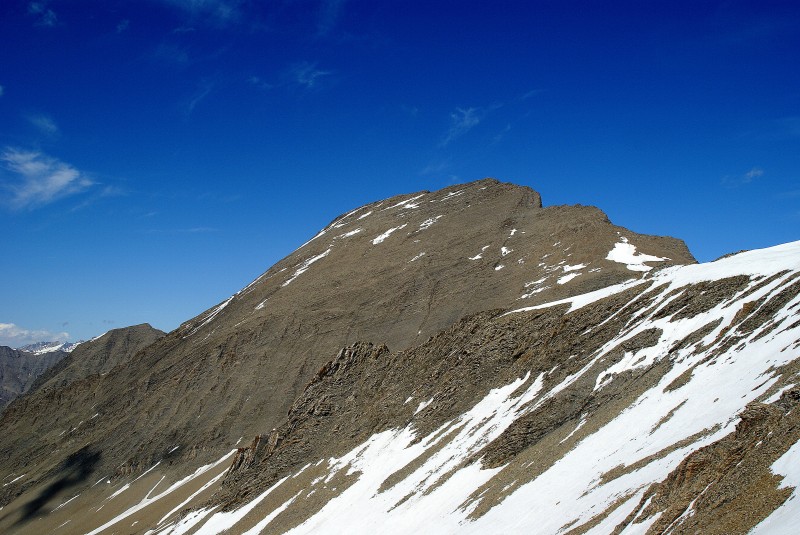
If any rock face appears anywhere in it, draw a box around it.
[0,346,68,410]
[16,178,794,535]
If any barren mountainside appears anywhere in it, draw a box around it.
[2,179,798,534]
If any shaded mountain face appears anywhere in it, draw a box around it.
[0,178,712,533]
[0,346,68,410]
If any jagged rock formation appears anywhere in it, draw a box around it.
[6,179,795,534]
[0,346,68,410]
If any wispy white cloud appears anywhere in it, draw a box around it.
[0,322,69,348]
[116,19,130,33]
[1,148,93,209]
[248,75,273,91]
[0,85,4,97]
[521,89,543,100]
[68,184,127,212]
[289,61,332,89]
[439,103,505,146]
[28,114,59,136]
[743,167,764,182]
[722,166,765,188]
[184,80,215,114]
[156,0,245,26]
[491,123,512,145]
[441,107,482,146]
[420,160,450,175]
[317,0,348,37]
[28,1,58,27]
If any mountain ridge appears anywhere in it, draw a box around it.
[5,179,794,535]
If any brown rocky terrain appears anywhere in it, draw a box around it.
[8,179,795,534]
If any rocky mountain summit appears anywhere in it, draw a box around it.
[1,179,798,534]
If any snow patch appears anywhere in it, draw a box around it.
[2,474,25,487]
[414,398,434,414]
[283,248,332,286]
[563,263,587,272]
[419,216,443,230]
[186,296,234,337]
[557,273,581,285]
[385,194,425,211]
[606,237,667,272]
[372,224,408,245]
[338,228,363,239]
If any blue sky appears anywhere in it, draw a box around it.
[1,0,798,346]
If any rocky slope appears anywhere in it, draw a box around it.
[0,178,734,534]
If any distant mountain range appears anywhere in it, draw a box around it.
[0,179,798,534]
[17,340,83,354]
[0,341,84,410]
[0,345,69,410]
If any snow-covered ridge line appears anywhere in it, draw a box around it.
[18,340,83,354]
[508,240,800,316]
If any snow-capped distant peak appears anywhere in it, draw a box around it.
[18,340,82,354]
